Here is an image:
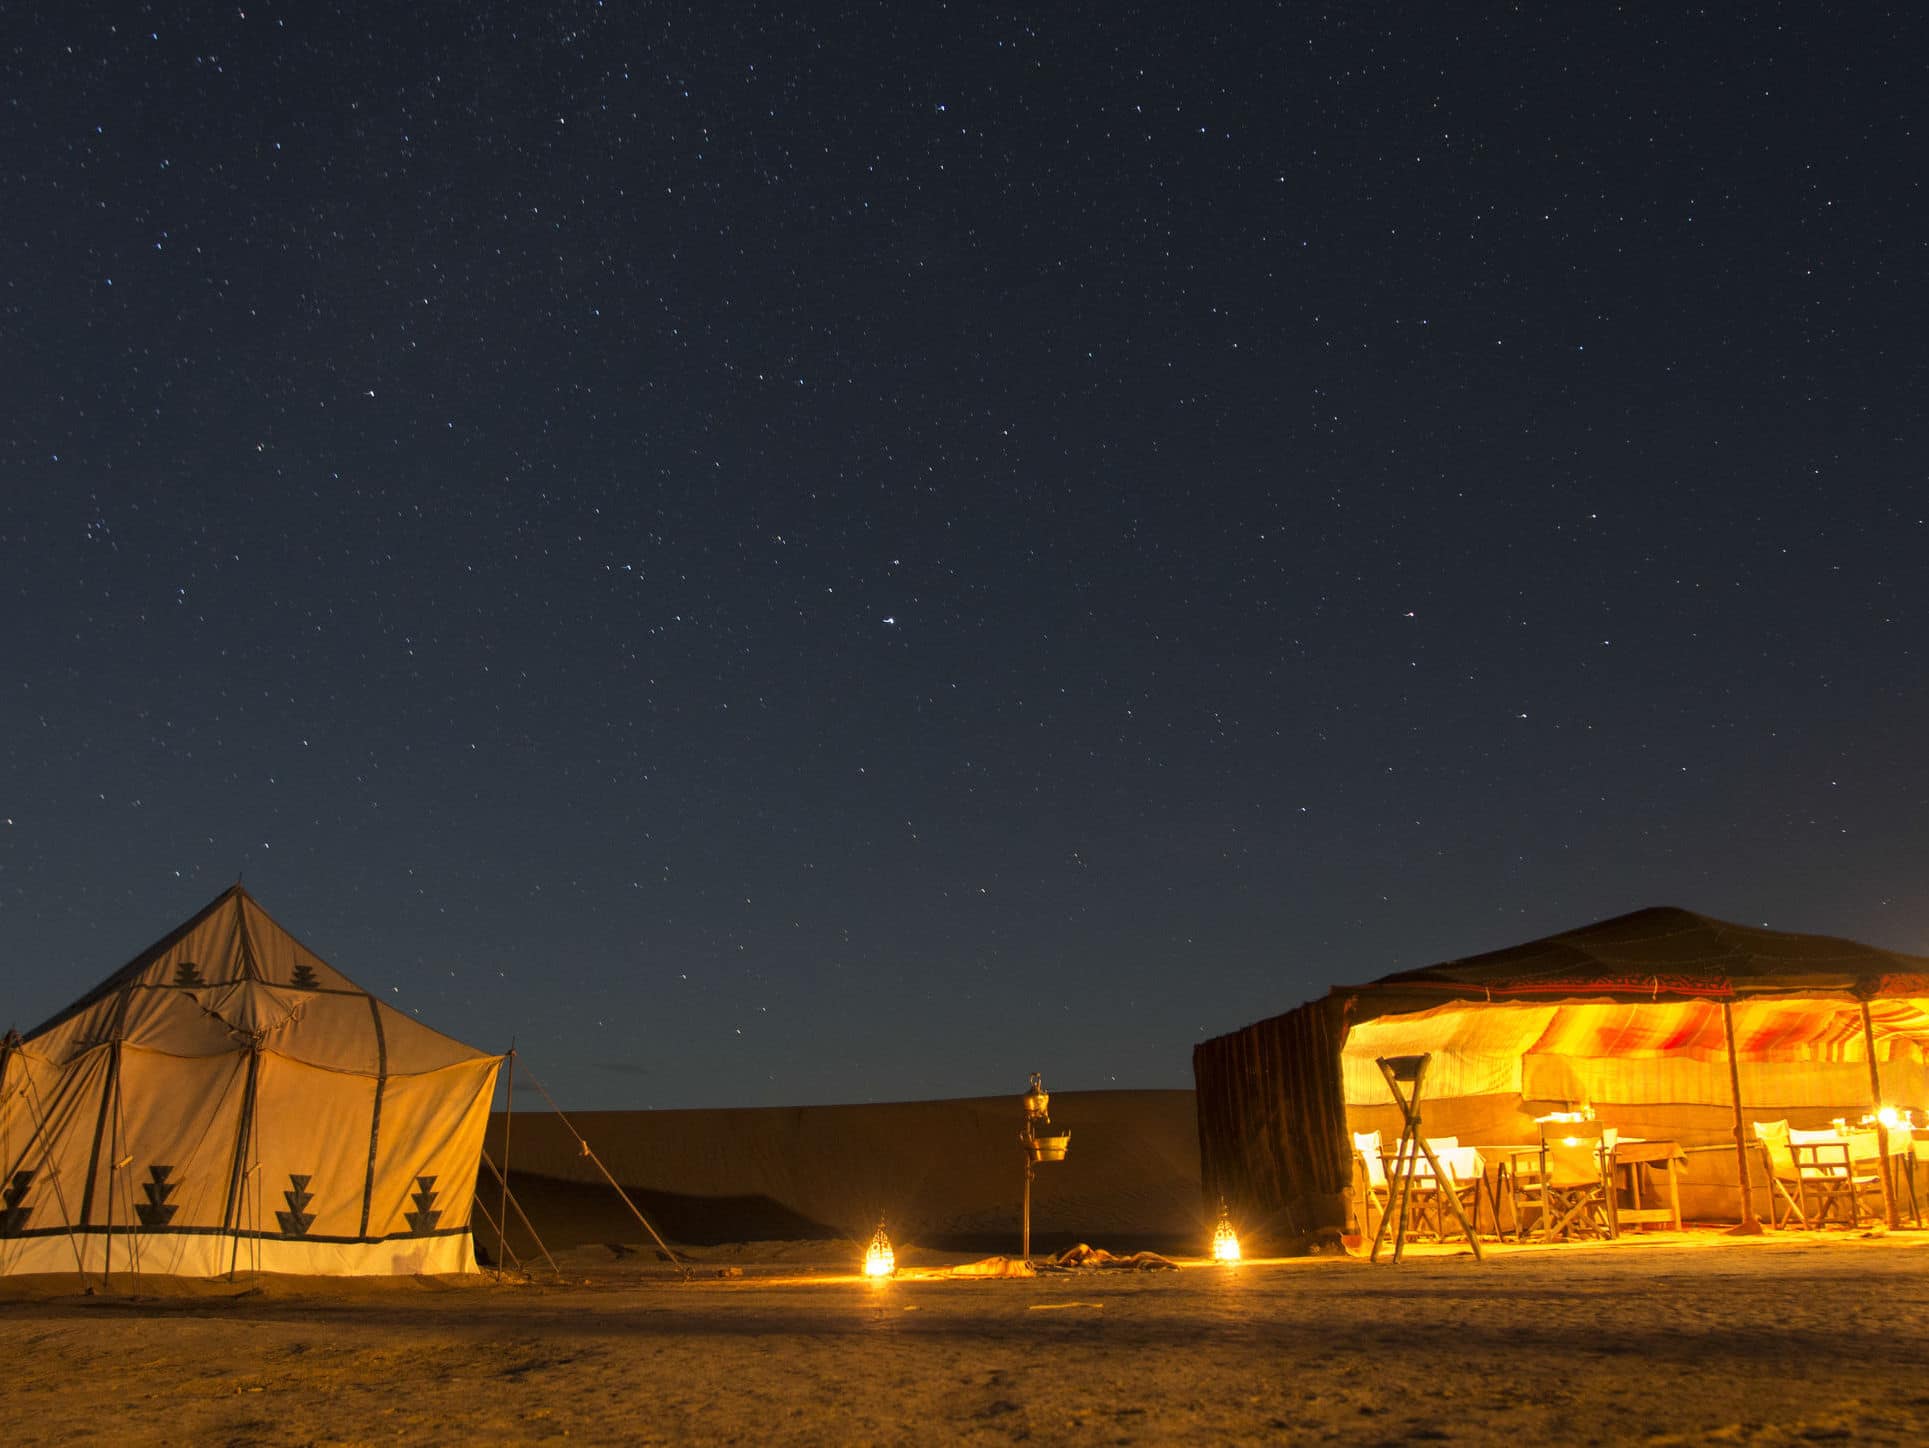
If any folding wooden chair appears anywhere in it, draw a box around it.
[1789,1128,1883,1228]
[1518,1122,1617,1241]
[1753,1120,1807,1227]
[1352,1131,1390,1240]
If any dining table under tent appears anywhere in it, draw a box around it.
[0,885,504,1278]
[1192,907,1929,1253]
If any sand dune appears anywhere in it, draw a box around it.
[478,1088,1206,1260]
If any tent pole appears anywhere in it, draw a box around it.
[108,1040,144,1287]
[103,1040,122,1292]
[1858,1002,1901,1230]
[496,1046,515,1282]
[1722,1001,1762,1234]
[479,1150,560,1278]
[225,1044,263,1282]
[471,1193,524,1273]
[18,1073,88,1274]
[521,1068,690,1280]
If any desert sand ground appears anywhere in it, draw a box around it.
[4,1232,1929,1445]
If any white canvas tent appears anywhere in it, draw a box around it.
[0,886,502,1277]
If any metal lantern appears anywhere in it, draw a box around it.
[1211,1201,1242,1263]
[863,1221,896,1278]
[1023,1072,1051,1124]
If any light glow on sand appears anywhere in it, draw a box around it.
[863,1224,896,1278]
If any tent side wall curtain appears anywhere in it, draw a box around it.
[1192,997,1351,1252]
[250,1053,383,1241]
[363,1058,501,1255]
[0,1048,500,1278]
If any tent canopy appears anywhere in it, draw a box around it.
[1352,905,1929,1015]
[2,886,501,1277]
[1339,908,1929,1118]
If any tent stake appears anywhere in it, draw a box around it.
[521,1068,689,1279]
[1721,1000,1762,1234]
[1859,1002,1901,1230]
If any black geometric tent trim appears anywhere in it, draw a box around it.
[1,1169,34,1235]
[275,1173,317,1237]
[0,1222,473,1243]
[405,1175,442,1235]
[134,1165,179,1228]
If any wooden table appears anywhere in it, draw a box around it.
[1610,1138,1684,1231]
[1481,1137,1683,1237]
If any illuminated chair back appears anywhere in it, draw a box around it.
[1530,1120,1616,1240]
[1353,1131,1388,1192]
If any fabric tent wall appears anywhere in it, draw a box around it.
[0,887,502,1277]
[1191,997,1352,1253]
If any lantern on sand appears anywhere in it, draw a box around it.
[1211,1202,1242,1263]
[863,1222,896,1278]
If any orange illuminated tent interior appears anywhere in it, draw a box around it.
[1194,907,1929,1247]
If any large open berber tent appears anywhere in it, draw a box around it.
[1,886,503,1276]
[1193,906,1929,1251]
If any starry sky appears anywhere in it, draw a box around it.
[3,4,1925,1108]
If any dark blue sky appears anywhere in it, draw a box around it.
[4,3,1925,1107]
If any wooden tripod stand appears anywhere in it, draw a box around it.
[1369,1053,1482,1263]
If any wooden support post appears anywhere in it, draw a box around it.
[1722,1000,1762,1234]
[1021,1155,1033,1261]
[1860,1002,1901,1230]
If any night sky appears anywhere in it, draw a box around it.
[4,4,1925,1108]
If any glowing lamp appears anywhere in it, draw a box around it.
[1878,1105,1901,1130]
[863,1222,896,1279]
[1211,1203,1242,1263]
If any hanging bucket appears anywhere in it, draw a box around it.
[1029,1132,1071,1163]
